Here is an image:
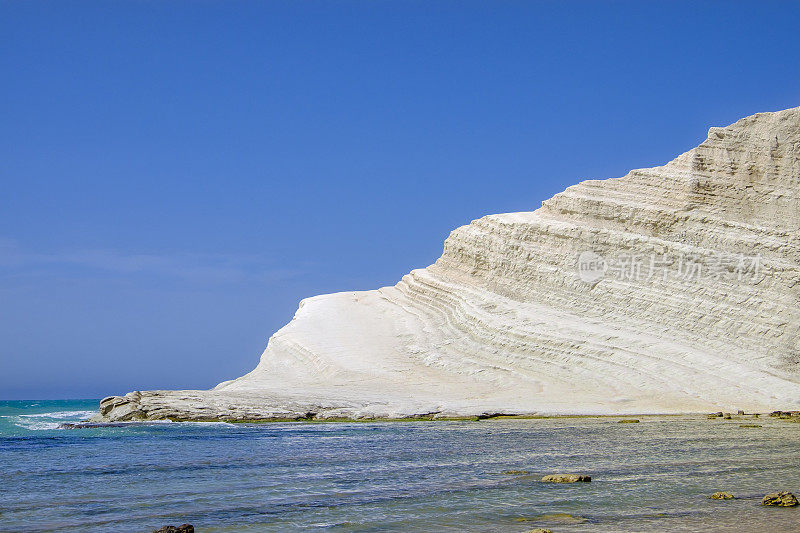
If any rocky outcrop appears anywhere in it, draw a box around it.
[761,492,799,507]
[92,107,800,422]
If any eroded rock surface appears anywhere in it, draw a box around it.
[93,107,800,422]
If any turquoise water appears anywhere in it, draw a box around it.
[1,400,799,532]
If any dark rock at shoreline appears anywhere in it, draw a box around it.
[761,492,799,507]
[770,411,800,419]
[475,412,511,420]
[59,422,131,429]
[618,419,640,423]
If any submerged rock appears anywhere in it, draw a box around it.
[518,513,587,524]
[153,525,194,533]
[502,470,530,475]
[618,419,640,423]
[761,492,799,507]
[541,474,591,483]
[59,422,131,429]
[709,492,735,500]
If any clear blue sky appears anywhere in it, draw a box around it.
[1,1,798,399]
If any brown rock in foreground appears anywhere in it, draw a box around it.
[761,492,799,507]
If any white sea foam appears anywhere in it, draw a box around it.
[9,410,96,431]
[20,410,96,420]
[12,417,63,431]
[7,409,236,430]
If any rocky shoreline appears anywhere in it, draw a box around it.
[85,391,800,425]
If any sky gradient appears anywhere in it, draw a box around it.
[2,1,799,399]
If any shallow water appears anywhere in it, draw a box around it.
[1,400,798,532]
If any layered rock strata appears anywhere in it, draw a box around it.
[93,107,800,422]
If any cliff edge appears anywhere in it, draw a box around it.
[93,107,800,422]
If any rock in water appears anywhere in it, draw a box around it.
[762,492,799,507]
[709,492,735,500]
[153,525,194,533]
[92,107,800,423]
[541,474,591,483]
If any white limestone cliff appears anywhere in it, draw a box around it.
[94,107,800,422]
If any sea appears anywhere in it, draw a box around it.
[1,400,799,532]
